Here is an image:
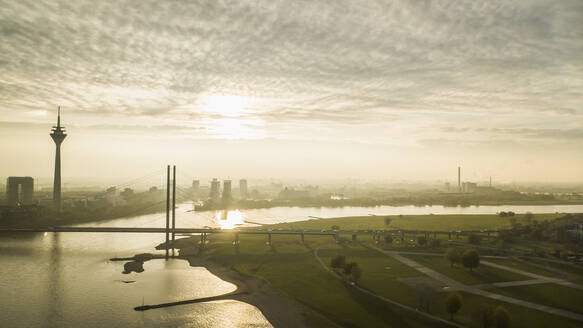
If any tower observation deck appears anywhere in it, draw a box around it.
[50,107,67,211]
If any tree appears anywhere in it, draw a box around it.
[468,234,481,245]
[445,293,462,320]
[330,254,346,269]
[445,248,462,268]
[384,234,393,244]
[414,283,437,313]
[462,248,480,271]
[472,304,494,328]
[493,306,510,328]
[344,261,357,274]
[417,236,427,246]
[351,264,362,284]
[384,217,392,225]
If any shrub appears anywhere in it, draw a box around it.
[462,248,480,271]
[330,254,346,269]
[384,217,392,225]
[472,304,495,328]
[344,261,357,274]
[493,306,510,328]
[445,248,462,268]
[445,293,462,320]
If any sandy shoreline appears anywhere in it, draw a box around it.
[117,237,312,328]
[184,255,309,328]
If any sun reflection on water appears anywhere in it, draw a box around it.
[216,210,245,229]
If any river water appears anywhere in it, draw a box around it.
[1,204,582,327]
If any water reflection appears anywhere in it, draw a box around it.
[47,233,61,328]
[0,231,271,328]
[216,210,245,229]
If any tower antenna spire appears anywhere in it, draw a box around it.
[57,106,61,128]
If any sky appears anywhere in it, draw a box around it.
[1,0,582,185]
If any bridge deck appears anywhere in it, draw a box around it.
[0,227,500,235]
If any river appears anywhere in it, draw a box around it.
[1,204,582,327]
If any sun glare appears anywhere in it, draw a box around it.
[215,210,245,229]
[203,94,252,117]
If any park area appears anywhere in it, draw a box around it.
[179,212,583,327]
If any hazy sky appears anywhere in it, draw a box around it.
[1,0,582,184]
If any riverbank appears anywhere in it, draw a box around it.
[117,243,332,328]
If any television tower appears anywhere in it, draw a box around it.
[50,107,67,211]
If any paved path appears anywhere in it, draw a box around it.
[369,245,583,322]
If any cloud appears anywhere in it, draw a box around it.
[0,0,582,142]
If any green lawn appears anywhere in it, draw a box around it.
[490,283,583,315]
[524,257,583,276]
[183,213,583,327]
[203,233,448,328]
[483,258,557,277]
[434,291,583,328]
[316,243,422,307]
[263,213,561,232]
[401,254,530,285]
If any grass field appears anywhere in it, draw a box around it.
[263,213,561,232]
[490,283,583,315]
[204,233,449,327]
[483,258,557,277]
[188,214,583,327]
[523,257,583,277]
[399,254,530,285]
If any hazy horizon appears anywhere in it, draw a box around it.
[1,1,582,183]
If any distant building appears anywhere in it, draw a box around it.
[239,179,248,199]
[210,178,220,202]
[222,180,232,202]
[278,187,310,200]
[6,177,34,206]
[105,186,125,206]
[462,182,477,193]
[192,180,200,191]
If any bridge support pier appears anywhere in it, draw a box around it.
[333,233,339,243]
[301,233,305,244]
[352,234,357,242]
[234,232,239,245]
[267,233,272,245]
[200,232,207,247]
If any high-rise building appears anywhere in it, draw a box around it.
[222,180,232,203]
[239,179,248,199]
[6,177,34,206]
[192,180,200,191]
[191,179,200,200]
[210,178,220,202]
[50,107,67,211]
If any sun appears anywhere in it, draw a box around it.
[203,94,251,117]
